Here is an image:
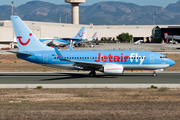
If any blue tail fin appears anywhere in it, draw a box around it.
[11,16,52,51]
[71,27,85,39]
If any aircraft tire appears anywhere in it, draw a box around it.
[89,71,96,77]
[153,73,157,77]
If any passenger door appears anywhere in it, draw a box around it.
[43,54,48,63]
[150,54,154,63]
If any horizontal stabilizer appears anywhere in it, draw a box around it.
[8,51,32,56]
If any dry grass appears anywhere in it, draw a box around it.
[0,54,70,72]
[0,54,180,119]
[0,88,180,119]
[0,54,179,72]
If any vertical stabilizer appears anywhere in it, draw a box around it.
[11,16,52,51]
[82,31,87,39]
[71,27,85,39]
[92,32,97,40]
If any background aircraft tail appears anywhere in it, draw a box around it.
[91,32,97,40]
[71,27,85,39]
[11,16,52,51]
[83,31,87,39]
[87,32,97,41]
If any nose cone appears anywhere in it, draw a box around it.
[169,59,175,67]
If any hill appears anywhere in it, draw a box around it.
[1,1,180,25]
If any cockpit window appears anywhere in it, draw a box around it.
[160,56,167,59]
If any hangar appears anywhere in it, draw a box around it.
[0,19,180,49]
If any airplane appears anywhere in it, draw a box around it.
[10,15,175,77]
[164,33,179,44]
[40,31,97,47]
[73,32,97,44]
[39,27,86,46]
[164,33,180,40]
[72,32,97,47]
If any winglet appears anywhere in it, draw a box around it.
[68,45,74,51]
[54,47,66,61]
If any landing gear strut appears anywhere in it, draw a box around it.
[89,71,96,77]
[153,71,157,77]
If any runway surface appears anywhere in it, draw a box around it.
[0,72,179,85]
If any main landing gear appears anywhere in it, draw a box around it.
[89,71,96,77]
[153,71,157,77]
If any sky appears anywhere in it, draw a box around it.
[0,0,180,8]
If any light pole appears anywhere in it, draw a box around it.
[12,1,14,49]
[59,13,61,23]
[152,13,156,25]
[2,12,4,20]
[12,1,14,15]
[65,13,68,23]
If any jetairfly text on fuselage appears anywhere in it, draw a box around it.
[95,53,146,65]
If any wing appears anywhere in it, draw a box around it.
[54,47,103,69]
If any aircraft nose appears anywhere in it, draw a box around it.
[169,59,175,67]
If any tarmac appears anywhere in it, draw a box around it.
[1,43,180,54]
[0,72,180,88]
[0,43,180,88]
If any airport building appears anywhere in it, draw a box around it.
[1,0,180,49]
[1,19,180,49]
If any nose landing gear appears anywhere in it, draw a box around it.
[153,71,157,77]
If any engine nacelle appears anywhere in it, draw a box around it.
[100,64,124,74]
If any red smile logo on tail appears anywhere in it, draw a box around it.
[78,32,84,37]
[17,33,32,46]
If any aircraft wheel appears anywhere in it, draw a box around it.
[153,73,157,77]
[89,71,96,77]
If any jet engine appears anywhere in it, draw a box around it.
[99,64,124,74]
